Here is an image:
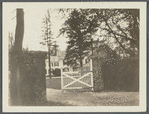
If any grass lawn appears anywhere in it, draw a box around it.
[46,88,139,106]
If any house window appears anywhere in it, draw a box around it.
[54,62,59,66]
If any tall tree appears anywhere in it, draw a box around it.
[95,9,139,58]
[40,10,53,76]
[59,9,98,68]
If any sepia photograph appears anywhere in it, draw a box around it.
[3,2,146,112]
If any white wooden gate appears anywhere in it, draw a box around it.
[61,59,93,91]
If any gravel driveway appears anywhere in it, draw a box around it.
[46,88,139,106]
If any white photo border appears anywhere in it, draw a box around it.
[2,2,147,112]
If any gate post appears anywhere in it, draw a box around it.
[92,49,107,92]
[61,68,63,90]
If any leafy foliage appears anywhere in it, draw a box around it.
[95,9,139,57]
[59,9,139,67]
[60,9,98,67]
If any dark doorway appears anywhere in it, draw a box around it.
[53,68,61,76]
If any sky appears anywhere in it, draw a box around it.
[3,3,68,51]
[3,2,143,52]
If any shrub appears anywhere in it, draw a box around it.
[102,57,139,92]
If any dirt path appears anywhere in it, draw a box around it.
[46,88,139,106]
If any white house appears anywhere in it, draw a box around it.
[45,50,74,76]
[45,50,92,77]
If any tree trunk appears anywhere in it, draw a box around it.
[9,9,24,106]
[48,47,51,78]
[79,40,83,76]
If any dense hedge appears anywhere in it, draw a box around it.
[9,50,47,105]
[19,51,38,105]
[102,57,139,92]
